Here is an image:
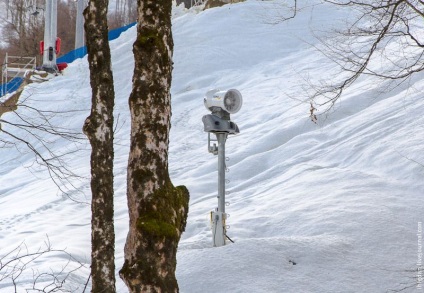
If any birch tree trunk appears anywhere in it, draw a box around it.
[83,1,116,292]
[119,1,189,292]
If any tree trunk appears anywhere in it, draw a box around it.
[83,1,116,292]
[119,1,189,292]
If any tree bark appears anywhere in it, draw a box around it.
[83,1,116,292]
[119,1,189,292]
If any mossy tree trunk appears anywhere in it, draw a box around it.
[83,0,116,292]
[119,1,189,292]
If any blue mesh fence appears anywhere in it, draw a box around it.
[1,22,137,96]
[57,22,136,64]
[1,77,24,96]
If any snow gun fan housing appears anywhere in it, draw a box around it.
[202,89,242,135]
[204,89,243,114]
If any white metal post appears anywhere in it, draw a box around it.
[75,0,85,49]
[42,0,57,71]
[1,52,7,96]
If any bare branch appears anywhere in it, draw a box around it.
[0,238,88,292]
[1,88,89,202]
[288,0,424,114]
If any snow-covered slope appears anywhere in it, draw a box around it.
[1,1,423,292]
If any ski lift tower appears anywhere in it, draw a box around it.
[75,0,85,49]
[41,0,58,72]
[202,89,242,247]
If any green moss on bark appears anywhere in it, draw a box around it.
[136,183,189,239]
[120,183,189,292]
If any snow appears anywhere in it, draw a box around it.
[1,0,423,292]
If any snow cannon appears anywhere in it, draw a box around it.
[202,88,242,247]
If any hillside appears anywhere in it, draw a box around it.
[1,1,423,292]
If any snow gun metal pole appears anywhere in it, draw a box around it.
[217,133,227,216]
[202,89,242,247]
[210,132,228,247]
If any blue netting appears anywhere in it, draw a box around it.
[1,22,137,96]
[57,46,87,64]
[1,77,24,96]
[57,22,136,64]
[108,22,136,42]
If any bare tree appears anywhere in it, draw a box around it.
[0,238,87,292]
[315,1,423,109]
[108,0,136,29]
[83,0,116,291]
[0,85,85,195]
[57,1,77,55]
[119,0,189,292]
[277,0,424,114]
[0,0,44,58]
